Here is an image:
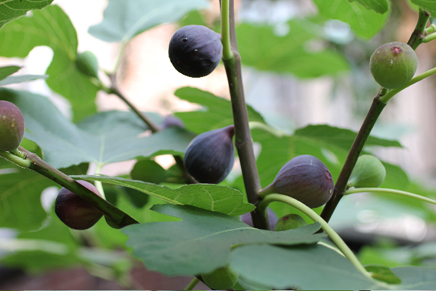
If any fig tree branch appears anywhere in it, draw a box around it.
[221,0,269,230]
[407,8,431,50]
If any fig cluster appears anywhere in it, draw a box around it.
[0,100,25,152]
[260,155,334,208]
[184,125,235,184]
[55,180,103,230]
[370,42,418,89]
[274,213,307,231]
[348,155,386,188]
[168,25,223,78]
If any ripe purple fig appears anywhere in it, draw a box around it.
[274,214,307,231]
[161,115,184,129]
[240,208,278,230]
[55,180,103,230]
[370,42,418,89]
[183,125,235,184]
[169,25,222,78]
[0,100,25,151]
[259,155,334,208]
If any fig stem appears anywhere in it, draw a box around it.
[423,32,436,43]
[220,0,269,230]
[407,8,431,50]
[258,194,374,282]
[184,277,200,290]
[379,66,436,103]
[345,187,436,205]
[220,0,233,60]
[2,146,139,228]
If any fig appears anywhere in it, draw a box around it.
[274,214,307,231]
[161,115,184,129]
[76,51,99,79]
[260,155,334,208]
[168,25,222,78]
[0,100,25,151]
[240,208,278,230]
[348,155,386,188]
[183,125,235,184]
[370,42,418,89]
[55,180,103,230]
[202,266,239,290]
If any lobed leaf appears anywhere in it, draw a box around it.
[122,204,325,276]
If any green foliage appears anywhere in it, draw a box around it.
[0,0,53,29]
[411,0,436,15]
[349,0,390,14]
[122,204,325,276]
[0,65,20,80]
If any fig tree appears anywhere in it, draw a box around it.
[274,214,307,231]
[259,155,334,208]
[183,125,235,184]
[0,100,25,151]
[348,155,386,188]
[168,25,222,78]
[76,51,99,79]
[202,266,239,290]
[55,180,103,230]
[370,42,418,89]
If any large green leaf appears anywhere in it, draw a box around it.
[0,169,55,231]
[391,267,436,289]
[0,4,98,122]
[0,0,53,29]
[349,0,390,14]
[71,175,254,216]
[0,88,194,169]
[122,204,325,276]
[174,86,266,134]
[411,0,436,16]
[314,0,390,39]
[89,0,209,43]
[236,20,350,78]
[231,244,382,289]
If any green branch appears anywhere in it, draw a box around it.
[184,277,200,290]
[221,0,268,230]
[407,8,431,49]
[345,187,436,205]
[1,147,138,228]
[258,194,374,281]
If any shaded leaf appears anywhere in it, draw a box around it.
[391,266,436,289]
[0,0,53,29]
[0,74,48,86]
[174,86,266,134]
[89,0,209,42]
[130,160,169,184]
[366,265,402,284]
[0,65,20,80]
[122,204,325,276]
[411,0,436,16]
[348,0,390,14]
[0,4,98,122]
[71,175,254,216]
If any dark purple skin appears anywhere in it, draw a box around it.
[169,25,223,78]
[262,155,334,208]
[240,208,278,230]
[0,100,25,151]
[162,115,184,129]
[184,125,235,184]
[55,180,103,230]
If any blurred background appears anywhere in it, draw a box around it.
[0,0,436,289]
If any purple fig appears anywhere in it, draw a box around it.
[370,42,418,89]
[161,115,184,129]
[0,100,25,151]
[240,208,278,230]
[183,125,235,184]
[274,214,307,231]
[169,25,222,78]
[260,155,334,208]
[55,180,103,230]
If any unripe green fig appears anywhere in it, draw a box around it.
[0,100,25,151]
[184,125,235,184]
[202,266,239,290]
[348,155,386,188]
[370,42,418,89]
[260,155,334,208]
[169,25,222,78]
[55,180,103,230]
[274,214,307,231]
[76,51,99,78]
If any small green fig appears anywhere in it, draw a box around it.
[55,180,103,230]
[0,100,25,151]
[274,214,307,231]
[370,42,418,89]
[184,125,235,184]
[76,51,99,78]
[202,266,239,290]
[260,155,334,208]
[348,155,386,188]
